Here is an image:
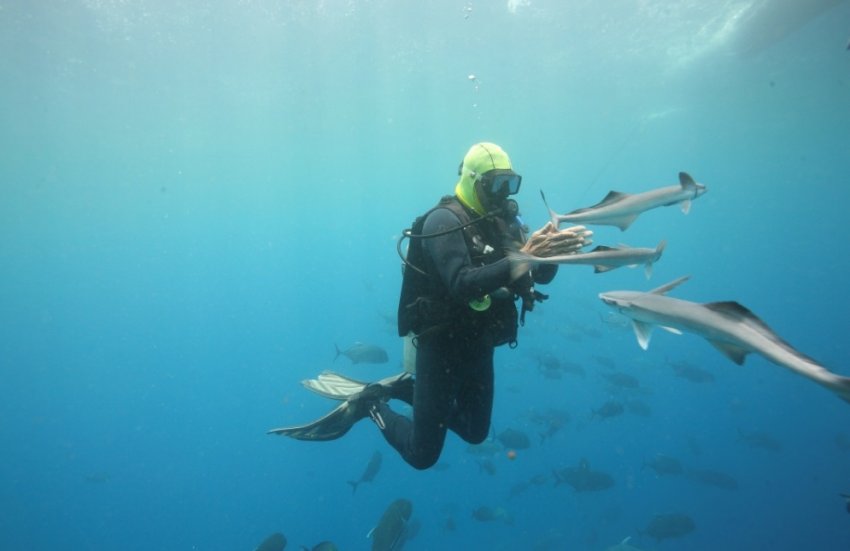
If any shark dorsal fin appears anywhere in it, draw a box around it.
[567,190,639,229]
[600,190,629,204]
[568,191,631,215]
[648,275,690,295]
[704,302,778,336]
[704,301,820,363]
[592,245,617,252]
[704,301,755,318]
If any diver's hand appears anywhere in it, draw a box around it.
[521,223,593,257]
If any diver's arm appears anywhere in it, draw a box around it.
[422,208,511,301]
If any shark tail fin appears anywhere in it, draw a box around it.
[830,375,850,405]
[505,249,536,281]
[679,172,696,189]
[540,190,561,228]
[643,240,667,280]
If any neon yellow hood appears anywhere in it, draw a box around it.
[455,142,514,215]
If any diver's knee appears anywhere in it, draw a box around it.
[459,420,491,445]
[409,453,439,471]
[407,442,443,470]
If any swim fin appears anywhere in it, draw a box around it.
[302,371,412,401]
[268,372,413,441]
[267,398,368,441]
[301,371,369,400]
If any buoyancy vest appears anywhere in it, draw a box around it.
[397,195,529,346]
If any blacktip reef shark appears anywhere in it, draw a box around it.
[542,172,706,231]
[507,240,665,280]
[599,276,850,404]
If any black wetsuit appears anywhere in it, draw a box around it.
[378,198,556,470]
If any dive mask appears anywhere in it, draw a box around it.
[479,169,522,197]
[473,169,522,213]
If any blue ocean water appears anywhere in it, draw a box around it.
[1,1,849,549]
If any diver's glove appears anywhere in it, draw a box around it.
[521,222,593,257]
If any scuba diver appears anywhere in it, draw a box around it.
[269,142,591,470]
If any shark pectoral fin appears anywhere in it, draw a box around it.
[613,214,640,231]
[680,199,692,214]
[707,339,750,365]
[632,321,654,350]
[661,326,682,335]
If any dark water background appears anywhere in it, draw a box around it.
[2,1,849,549]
